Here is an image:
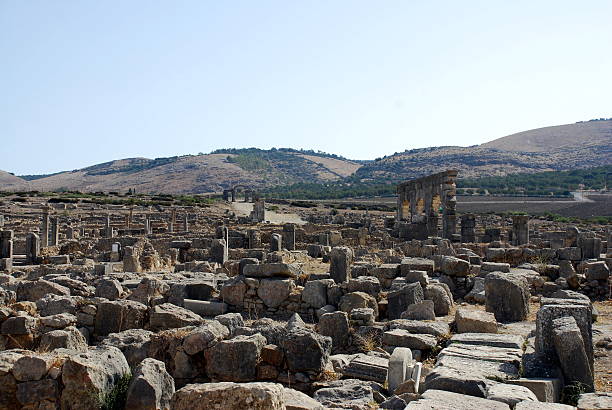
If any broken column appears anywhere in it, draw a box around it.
[552,316,594,390]
[0,230,13,259]
[49,217,59,246]
[460,214,476,243]
[211,239,228,264]
[270,233,282,252]
[247,229,261,249]
[512,215,529,245]
[25,233,40,263]
[41,206,50,247]
[250,199,265,222]
[183,215,189,232]
[330,246,353,283]
[282,224,296,251]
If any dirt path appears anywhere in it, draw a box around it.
[230,202,306,225]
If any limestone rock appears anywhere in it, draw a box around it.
[171,382,285,410]
[125,358,175,410]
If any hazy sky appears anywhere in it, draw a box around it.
[2,1,611,175]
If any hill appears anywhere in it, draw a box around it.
[481,119,612,152]
[2,120,610,194]
[0,170,30,191]
[12,149,362,194]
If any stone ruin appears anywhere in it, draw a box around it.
[396,170,457,240]
[0,181,609,409]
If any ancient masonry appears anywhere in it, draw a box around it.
[0,173,609,409]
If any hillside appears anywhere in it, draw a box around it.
[2,120,610,194]
[0,170,30,191]
[12,149,362,194]
[354,119,612,182]
[481,119,612,152]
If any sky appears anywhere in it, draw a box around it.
[1,1,611,175]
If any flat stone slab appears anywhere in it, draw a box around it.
[341,354,389,383]
[243,263,299,278]
[450,333,525,349]
[389,320,450,337]
[406,389,510,409]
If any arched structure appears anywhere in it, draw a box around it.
[396,170,458,239]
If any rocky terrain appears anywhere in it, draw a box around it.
[0,184,610,409]
[1,120,611,194]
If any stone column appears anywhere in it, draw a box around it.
[0,230,14,259]
[512,215,529,245]
[0,215,4,227]
[105,215,112,238]
[270,233,282,252]
[282,224,296,251]
[460,214,476,243]
[330,246,353,283]
[211,239,228,264]
[26,233,40,263]
[231,190,236,202]
[319,233,330,246]
[247,229,261,249]
[41,207,50,247]
[183,215,189,232]
[169,209,176,233]
[49,217,59,246]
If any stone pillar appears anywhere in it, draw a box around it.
[145,217,152,235]
[512,215,529,245]
[49,217,59,246]
[358,227,368,246]
[250,199,265,222]
[65,226,74,240]
[105,215,113,238]
[216,226,229,243]
[330,246,353,283]
[183,215,189,232]
[0,215,4,227]
[211,239,228,264]
[169,209,176,233]
[231,190,236,202]
[0,230,14,259]
[270,233,282,252]
[460,214,476,243]
[25,232,40,263]
[282,224,296,251]
[319,233,330,246]
[128,208,133,229]
[579,236,602,259]
[41,207,50,247]
[247,229,261,249]
[110,242,121,262]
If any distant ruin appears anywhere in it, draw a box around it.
[396,170,458,240]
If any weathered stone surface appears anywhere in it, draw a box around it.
[12,354,54,381]
[465,277,486,304]
[125,358,175,410]
[39,326,87,352]
[342,353,389,383]
[389,319,450,337]
[313,379,374,409]
[243,263,300,278]
[149,303,203,330]
[408,389,510,410]
[485,272,530,322]
[330,247,353,283]
[220,276,247,306]
[16,379,58,405]
[450,333,524,349]
[319,311,350,351]
[61,346,130,410]
[1,315,37,335]
[486,383,538,407]
[284,387,325,410]
[95,299,148,336]
[215,313,244,336]
[455,308,498,333]
[95,278,124,300]
[552,316,593,390]
[40,312,77,329]
[536,302,592,368]
[387,283,424,320]
[36,294,77,316]
[577,392,612,410]
[302,279,332,308]
[339,291,378,318]
[387,347,413,393]
[171,382,285,410]
[258,278,294,308]
[347,276,381,297]
[235,318,288,345]
[424,283,453,315]
[514,402,575,409]
[584,261,610,281]
[283,328,332,373]
[205,333,266,381]
[400,300,435,321]
[182,320,229,355]
[507,378,561,403]
[405,270,429,286]
[435,256,470,277]
[100,328,153,369]
[383,329,436,350]
[16,280,70,302]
